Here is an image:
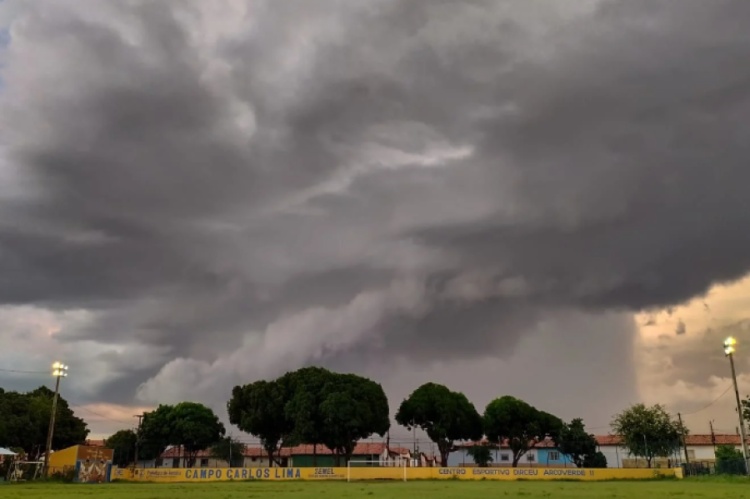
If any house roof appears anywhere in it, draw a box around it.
[284,442,388,456]
[454,434,750,450]
[161,442,398,459]
[242,446,293,458]
[456,438,558,449]
[85,439,105,448]
[159,433,748,460]
[595,434,750,447]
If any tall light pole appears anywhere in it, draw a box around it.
[43,362,68,477]
[723,337,749,475]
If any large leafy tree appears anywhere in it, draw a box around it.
[210,436,245,468]
[230,367,391,467]
[140,402,225,467]
[0,386,89,456]
[610,403,684,468]
[556,418,598,468]
[284,367,336,466]
[105,429,138,467]
[484,396,562,467]
[104,427,161,467]
[467,445,494,467]
[583,451,608,468]
[318,373,390,465]
[170,402,226,467]
[140,404,175,463]
[228,379,295,467]
[715,444,745,474]
[396,383,483,467]
[740,396,750,423]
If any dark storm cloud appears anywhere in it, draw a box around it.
[0,0,749,408]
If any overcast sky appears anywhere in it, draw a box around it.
[2,0,750,444]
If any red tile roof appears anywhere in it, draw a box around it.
[160,434,747,460]
[595,434,750,446]
[595,435,622,446]
[455,434,750,450]
[456,438,558,449]
[242,447,292,458]
[161,442,395,459]
[161,447,213,459]
[686,434,748,446]
[284,442,387,456]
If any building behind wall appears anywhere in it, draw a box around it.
[288,443,388,467]
[48,445,114,482]
[596,434,750,468]
[449,439,574,468]
[155,442,409,468]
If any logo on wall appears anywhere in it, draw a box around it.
[75,447,114,483]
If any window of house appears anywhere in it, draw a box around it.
[527,454,535,462]
[500,454,510,462]
[549,451,560,461]
[172,458,180,468]
[200,458,209,467]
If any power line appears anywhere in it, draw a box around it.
[0,367,49,374]
[678,384,733,417]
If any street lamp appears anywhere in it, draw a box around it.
[723,337,750,475]
[43,362,68,477]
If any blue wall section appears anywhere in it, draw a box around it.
[449,447,577,468]
[536,449,575,467]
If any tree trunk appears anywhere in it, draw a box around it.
[646,456,652,468]
[512,453,520,468]
[267,449,275,468]
[438,444,449,467]
[348,441,358,467]
[313,444,317,467]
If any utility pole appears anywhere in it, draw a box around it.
[677,413,690,466]
[723,337,750,475]
[133,413,144,470]
[709,420,716,454]
[411,426,417,454]
[43,362,68,477]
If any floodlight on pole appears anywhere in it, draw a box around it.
[43,362,69,477]
[723,337,749,475]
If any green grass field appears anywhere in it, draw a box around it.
[2,478,750,499]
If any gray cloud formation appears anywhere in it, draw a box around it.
[1,0,749,429]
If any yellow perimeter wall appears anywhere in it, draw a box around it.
[112,466,677,482]
[48,446,81,469]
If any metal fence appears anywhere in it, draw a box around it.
[681,460,747,477]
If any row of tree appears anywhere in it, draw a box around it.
[227,367,390,467]
[226,369,607,468]
[0,386,89,456]
[395,384,607,467]
[1,366,694,470]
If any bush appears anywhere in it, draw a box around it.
[48,467,77,483]
[715,445,746,475]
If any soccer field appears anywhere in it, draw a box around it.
[3,479,750,499]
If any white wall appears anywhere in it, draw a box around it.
[598,444,735,467]
[448,448,540,467]
[243,455,275,467]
